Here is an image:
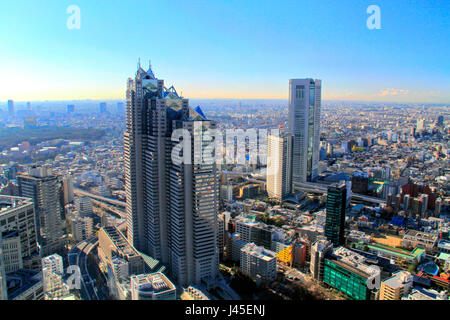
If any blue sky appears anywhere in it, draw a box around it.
[0,0,449,102]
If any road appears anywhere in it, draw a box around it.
[68,237,100,300]
[294,182,385,205]
[74,188,126,208]
[91,199,126,219]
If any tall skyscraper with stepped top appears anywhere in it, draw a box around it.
[124,62,219,287]
[288,79,321,186]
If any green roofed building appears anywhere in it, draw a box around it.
[367,244,425,269]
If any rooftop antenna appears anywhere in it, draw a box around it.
[138,57,141,69]
[149,59,152,70]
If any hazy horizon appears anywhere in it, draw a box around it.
[1,1,449,103]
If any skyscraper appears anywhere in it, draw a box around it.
[62,175,74,205]
[7,100,14,116]
[267,130,292,200]
[288,79,321,186]
[67,104,75,114]
[324,183,347,246]
[124,63,218,287]
[18,166,65,257]
[99,102,107,114]
[117,102,125,114]
[416,119,425,133]
[0,195,41,271]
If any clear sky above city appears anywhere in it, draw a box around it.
[0,0,449,103]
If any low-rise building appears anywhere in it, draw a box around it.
[130,272,176,300]
[323,247,380,300]
[379,271,413,300]
[240,243,277,282]
[402,287,448,300]
[402,230,439,252]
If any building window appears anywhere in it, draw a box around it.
[296,85,304,99]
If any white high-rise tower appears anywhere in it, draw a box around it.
[267,130,292,200]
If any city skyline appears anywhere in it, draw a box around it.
[0,1,449,103]
[0,1,448,305]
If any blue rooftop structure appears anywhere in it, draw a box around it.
[417,261,439,276]
[189,106,207,121]
[163,85,180,99]
[391,216,405,226]
[194,106,206,119]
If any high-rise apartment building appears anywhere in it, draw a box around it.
[117,102,125,114]
[8,100,14,116]
[0,196,40,271]
[416,119,425,133]
[67,104,75,114]
[74,196,93,217]
[124,63,219,287]
[325,183,347,246]
[99,102,107,114]
[62,175,74,205]
[436,115,444,127]
[18,166,65,257]
[267,130,292,200]
[288,79,321,186]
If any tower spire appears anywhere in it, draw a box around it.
[138,57,141,69]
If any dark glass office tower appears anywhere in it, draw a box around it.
[325,183,347,246]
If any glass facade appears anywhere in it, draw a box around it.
[142,79,160,98]
[323,259,369,300]
[325,184,347,246]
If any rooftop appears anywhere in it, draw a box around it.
[131,272,175,295]
[367,243,424,260]
[0,195,33,214]
[242,243,277,262]
[383,271,413,289]
[6,269,42,300]
[102,226,140,259]
[331,247,377,279]
[404,229,438,241]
